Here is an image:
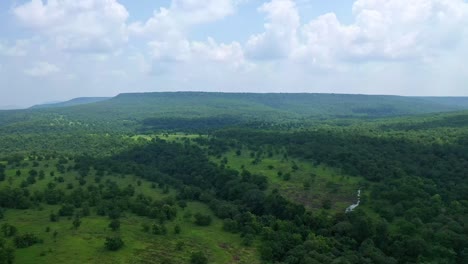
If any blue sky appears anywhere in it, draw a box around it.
[1,0,468,108]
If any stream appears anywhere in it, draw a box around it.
[345,189,361,213]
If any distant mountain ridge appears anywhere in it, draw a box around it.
[1,92,468,135]
[30,97,110,109]
[102,92,468,117]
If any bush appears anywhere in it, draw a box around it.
[109,219,120,231]
[0,239,15,264]
[190,251,208,264]
[58,204,74,216]
[194,213,212,226]
[14,233,41,248]
[104,237,124,251]
[1,224,17,237]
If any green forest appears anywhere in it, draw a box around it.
[0,92,467,264]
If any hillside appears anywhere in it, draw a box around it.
[30,97,111,109]
[62,92,468,120]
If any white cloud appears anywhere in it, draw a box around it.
[170,0,236,25]
[245,0,468,64]
[130,0,248,72]
[129,0,238,38]
[301,0,468,63]
[24,62,60,77]
[13,0,129,53]
[246,0,300,60]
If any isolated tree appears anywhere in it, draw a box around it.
[194,213,212,226]
[104,237,124,251]
[52,231,58,241]
[72,215,81,229]
[109,219,120,231]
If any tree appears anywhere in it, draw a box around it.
[14,233,41,248]
[50,212,59,222]
[0,165,6,182]
[151,223,167,235]
[0,239,15,264]
[58,204,74,216]
[104,237,124,251]
[322,199,332,210]
[72,215,81,229]
[109,219,120,231]
[194,213,212,226]
[174,224,181,234]
[1,224,17,237]
[190,251,208,264]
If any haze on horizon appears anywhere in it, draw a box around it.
[1,0,468,108]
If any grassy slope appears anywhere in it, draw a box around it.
[0,158,260,264]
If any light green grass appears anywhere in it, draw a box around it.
[2,202,259,264]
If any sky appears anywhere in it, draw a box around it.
[1,0,468,108]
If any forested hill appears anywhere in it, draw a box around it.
[87,92,468,118]
[1,92,468,135]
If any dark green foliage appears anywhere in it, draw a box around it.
[190,251,208,264]
[0,239,15,264]
[109,219,120,231]
[151,224,167,235]
[49,212,59,222]
[72,215,81,229]
[14,233,41,248]
[0,165,5,182]
[242,234,254,246]
[321,199,332,210]
[1,224,17,237]
[0,188,31,209]
[194,213,212,226]
[173,224,181,234]
[104,237,124,251]
[58,204,74,217]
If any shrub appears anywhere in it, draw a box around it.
[194,213,212,226]
[104,237,124,251]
